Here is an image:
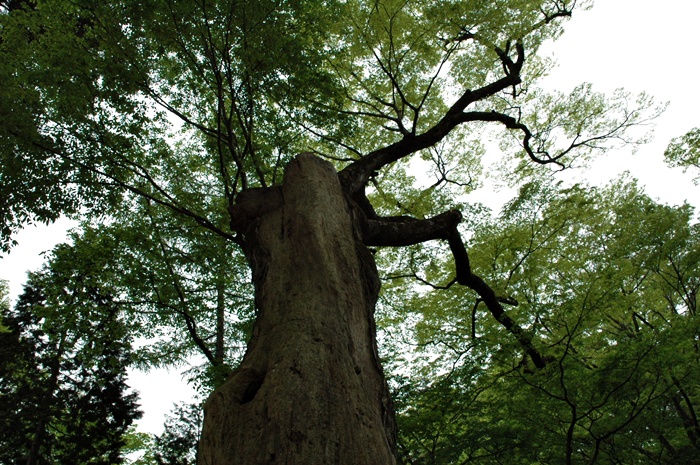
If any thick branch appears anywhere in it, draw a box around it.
[363,207,547,369]
[445,226,546,368]
[363,210,462,246]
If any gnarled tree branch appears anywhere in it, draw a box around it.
[362,206,547,369]
[338,42,526,194]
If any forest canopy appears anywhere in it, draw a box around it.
[1,0,697,464]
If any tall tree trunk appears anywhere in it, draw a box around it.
[198,154,397,465]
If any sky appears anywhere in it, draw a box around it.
[537,0,700,205]
[2,0,700,436]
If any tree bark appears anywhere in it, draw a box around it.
[199,154,396,465]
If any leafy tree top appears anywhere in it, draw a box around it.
[0,0,661,251]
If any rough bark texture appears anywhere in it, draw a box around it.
[199,154,396,465]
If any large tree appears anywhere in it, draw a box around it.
[0,271,141,465]
[1,1,663,463]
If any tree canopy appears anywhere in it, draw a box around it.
[1,1,695,464]
[0,0,661,251]
[384,176,700,464]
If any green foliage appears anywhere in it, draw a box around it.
[151,402,202,465]
[0,279,8,332]
[1,0,660,250]
[665,127,700,182]
[0,267,142,465]
[383,177,700,464]
[122,427,157,465]
[121,402,202,465]
[0,0,685,462]
[33,211,252,391]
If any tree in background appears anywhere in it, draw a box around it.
[0,280,8,332]
[1,0,666,463]
[37,217,252,390]
[666,127,700,184]
[387,177,699,464]
[152,402,202,465]
[121,402,202,465]
[0,267,142,464]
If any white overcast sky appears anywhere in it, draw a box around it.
[538,0,700,205]
[2,0,700,435]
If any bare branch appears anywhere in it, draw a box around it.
[383,273,457,290]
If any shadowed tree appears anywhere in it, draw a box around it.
[154,402,202,465]
[0,272,141,465]
[0,1,663,463]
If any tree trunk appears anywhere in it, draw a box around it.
[198,154,397,465]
